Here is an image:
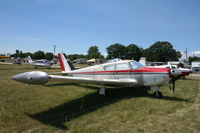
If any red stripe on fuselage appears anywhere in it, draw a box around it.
[181,71,190,76]
[58,53,65,71]
[73,67,170,74]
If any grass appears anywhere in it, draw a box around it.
[0,64,200,133]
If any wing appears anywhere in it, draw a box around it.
[12,71,138,86]
[49,75,138,86]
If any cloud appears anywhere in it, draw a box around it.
[181,50,200,60]
[189,51,200,57]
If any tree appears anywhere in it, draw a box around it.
[68,54,87,61]
[188,56,200,64]
[45,52,54,60]
[18,53,25,58]
[33,50,45,59]
[126,44,141,61]
[11,50,21,58]
[16,50,20,55]
[177,62,184,68]
[87,46,102,59]
[24,52,33,58]
[145,41,181,62]
[68,54,78,61]
[106,43,126,59]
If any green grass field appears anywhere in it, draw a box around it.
[0,64,200,133]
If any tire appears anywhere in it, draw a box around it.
[153,91,163,98]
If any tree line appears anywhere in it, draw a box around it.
[189,56,200,64]
[11,41,183,62]
[11,50,54,60]
[106,41,182,62]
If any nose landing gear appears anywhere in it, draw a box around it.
[151,86,163,98]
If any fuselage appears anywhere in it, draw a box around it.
[29,60,53,67]
[65,60,171,87]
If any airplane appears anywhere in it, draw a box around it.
[12,52,174,98]
[27,56,53,69]
[0,56,10,59]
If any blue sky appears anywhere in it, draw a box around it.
[0,0,200,55]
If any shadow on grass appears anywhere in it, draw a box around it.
[25,86,191,130]
[181,78,194,80]
[45,83,76,87]
[162,96,192,102]
[45,83,104,90]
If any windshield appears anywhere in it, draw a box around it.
[129,61,144,69]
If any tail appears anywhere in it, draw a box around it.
[139,57,146,66]
[27,56,33,62]
[58,52,75,73]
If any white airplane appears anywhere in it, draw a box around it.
[27,56,53,69]
[12,52,173,98]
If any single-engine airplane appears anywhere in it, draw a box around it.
[27,56,53,69]
[12,52,173,98]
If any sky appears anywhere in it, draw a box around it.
[0,0,200,55]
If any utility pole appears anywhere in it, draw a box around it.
[185,48,188,62]
[53,45,56,63]
[53,45,56,56]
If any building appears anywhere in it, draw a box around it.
[191,61,200,71]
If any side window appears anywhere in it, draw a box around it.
[104,65,115,71]
[172,66,176,69]
[115,63,130,70]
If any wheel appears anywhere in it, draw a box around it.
[157,91,163,98]
[182,76,186,79]
[105,90,109,97]
[153,91,163,98]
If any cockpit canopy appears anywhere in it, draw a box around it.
[129,61,144,69]
[104,61,144,71]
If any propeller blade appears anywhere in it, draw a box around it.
[169,82,172,91]
[172,78,175,93]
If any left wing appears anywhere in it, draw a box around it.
[49,75,138,86]
[12,71,138,86]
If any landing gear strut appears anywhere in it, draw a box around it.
[151,86,163,98]
[99,85,109,96]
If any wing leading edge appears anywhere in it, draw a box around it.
[49,75,138,86]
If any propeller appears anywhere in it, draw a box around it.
[169,69,176,93]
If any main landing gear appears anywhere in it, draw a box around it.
[151,86,163,98]
[99,85,109,96]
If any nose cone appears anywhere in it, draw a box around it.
[12,73,28,83]
[170,69,182,77]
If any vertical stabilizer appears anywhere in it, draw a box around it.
[58,52,74,72]
[139,57,146,66]
[27,56,33,63]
